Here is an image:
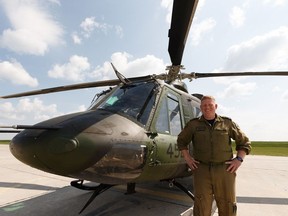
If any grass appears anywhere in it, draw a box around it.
[1,140,288,156]
[232,141,288,157]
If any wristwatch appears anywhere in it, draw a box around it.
[235,156,243,162]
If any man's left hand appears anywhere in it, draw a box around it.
[225,159,242,173]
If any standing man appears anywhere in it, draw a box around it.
[177,95,251,216]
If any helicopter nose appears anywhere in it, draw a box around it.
[10,129,112,176]
[9,112,114,176]
[10,130,48,171]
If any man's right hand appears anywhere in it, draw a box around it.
[181,150,200,170]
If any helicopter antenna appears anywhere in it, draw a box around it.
[111,63,132,85]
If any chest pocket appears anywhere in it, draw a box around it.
[193,126,210,152]
[213,128,231,152]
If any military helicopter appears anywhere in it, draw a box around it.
[1,0,288,214]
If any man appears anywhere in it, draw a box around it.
[177,95,251,216]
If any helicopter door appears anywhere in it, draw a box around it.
[149,90,185,170]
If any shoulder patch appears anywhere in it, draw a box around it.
[220,116,232,120]
[189,117,199,122]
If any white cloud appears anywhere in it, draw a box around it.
[90,52,166,80]
[0,0,64,55]
[161,0,173,23]
[229,6,245,28]
[0,102,17,120]
[0,60,38,87]
[75,16,123,42]
[160,0,212,46]
[66,104,87,114]
[190,17,216,46]
[17,98,60,121]
[217,82,257,98]
[80,17,100,37]
[161,0,206,23]
[47,53,165,83]
[272,86,281,92]
[211,26,288,86]
[263,0,286,6]
[71,32,82,44]
[0,98,61,122]
[48,55,91,82]
[115,25,124,38]
[48,0,61,6]
[224,26,288,71]
[281,90,288,100]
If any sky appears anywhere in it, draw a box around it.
[0,0,288,141]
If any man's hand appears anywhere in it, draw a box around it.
[181,150,200,170]
[225,159,242,173]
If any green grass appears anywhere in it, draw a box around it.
[1,140,288,156]
[233,141,288,157]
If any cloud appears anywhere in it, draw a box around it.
[190,17,216,46]
[0,98,61,122]
[48,0,61,6]
[212,27,288,98]
[71,32,82,44]
[161,0,206,23]
[16,98,60,121]
[80,17,101,38]
[160,0,212,46]
[161,0,173,23]
[48,53,165,82]
[48,55,91,82]
[281,90,288,100]
[90,52,166,80]
[217,82,257,98]
[223,26,288,71]
[263,0,286,6]
[72,16,124,44]
[0,60,38,87]
[229,6,246,28]
[0,0,64,55]
[0,102,17,120]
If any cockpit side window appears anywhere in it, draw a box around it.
[168,95,181,136]
[155,98,169,134]
[155,91,182,136]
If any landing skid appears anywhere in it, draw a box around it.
[166,179,195,200]
[71,180,114,214]
[70,179,195,214]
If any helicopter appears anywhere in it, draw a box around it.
[1,0,288,214]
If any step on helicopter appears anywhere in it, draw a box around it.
[1,0,288,214]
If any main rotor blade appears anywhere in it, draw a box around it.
[0,75,153,99]
[191,71,288,79]
[168,0,198,66]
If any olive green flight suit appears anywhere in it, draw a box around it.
[177,115,251,216]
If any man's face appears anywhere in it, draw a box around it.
[200,98,217,119]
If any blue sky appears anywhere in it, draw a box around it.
[0,0,288,141]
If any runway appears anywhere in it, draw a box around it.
[0,145,287,216]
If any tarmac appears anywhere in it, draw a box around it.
[0,144,287,216]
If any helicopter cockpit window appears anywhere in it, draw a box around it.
[97,81,157,125]
[168,94,182,136]
[155,99,169,134]
[155,93,182,136]
[88,88,113,110]
[194,107,202,117]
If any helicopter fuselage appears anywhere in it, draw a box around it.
[9,79,201,185]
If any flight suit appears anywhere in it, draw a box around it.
[177,115,251,216]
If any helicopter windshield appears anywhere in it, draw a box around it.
[97,81,157,125]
